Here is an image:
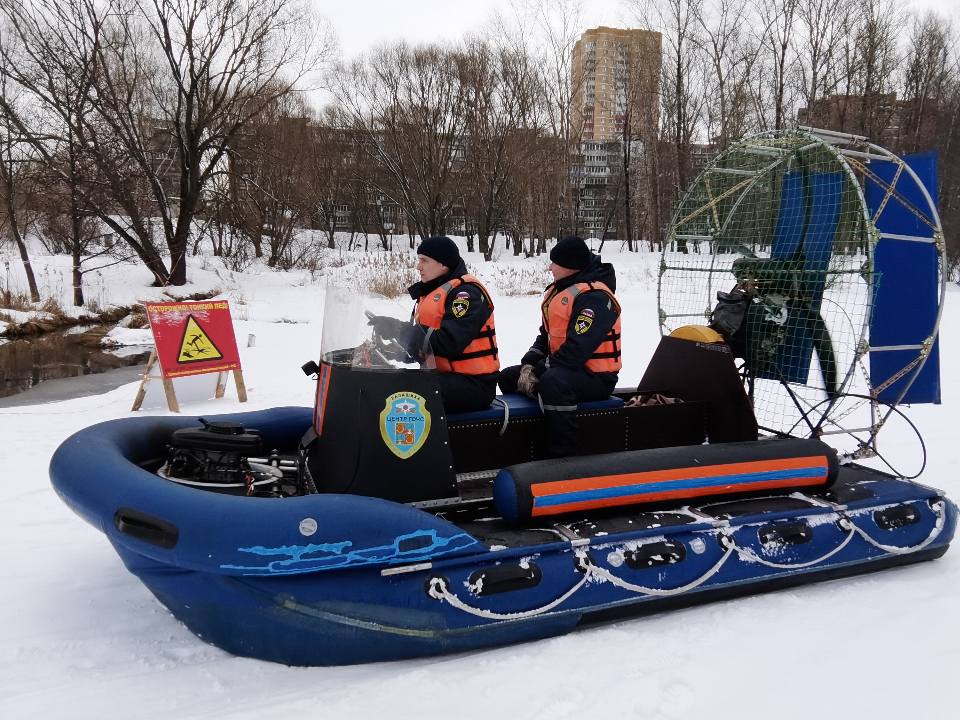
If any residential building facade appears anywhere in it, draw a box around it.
[572,26,662,143]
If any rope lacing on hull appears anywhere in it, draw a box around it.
[427,573,591,621]
[426,502,946,620]
[847,501,945,555]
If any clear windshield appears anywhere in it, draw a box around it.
[320,285,435,370]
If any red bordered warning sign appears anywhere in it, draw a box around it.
[145,300,241,379]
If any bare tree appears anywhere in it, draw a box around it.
[340,42,470,245]
[0,0,174,285]
[104,0,332,283]
[920,15,960,264]
[303,107,357,250]
[0,69,40,301]
[757,0,799,130]
[629,0,706,252]
[0,0,333,286]
[696,0,761,148]
[229,95,314,267]
[459,35,550,259]
[851,0,904,139]
[899,11,954,153]
[795,0,846,125]
[609,31,662,250]
[509,0,587,238]
[0,54,40,302]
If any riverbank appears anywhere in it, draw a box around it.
[0,286,226,339]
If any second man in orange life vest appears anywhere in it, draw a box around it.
[499,235,621,456]
[369,236,500,414]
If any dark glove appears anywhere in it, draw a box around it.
[381,344,414,363]
[367,315,410,342]
[404,324,428,360]
[520,349,545,367]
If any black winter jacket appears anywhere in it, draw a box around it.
[520,255,619,379]
[405,260,495,367]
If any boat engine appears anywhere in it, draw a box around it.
[159,418,299,497]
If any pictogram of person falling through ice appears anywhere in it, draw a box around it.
[177,316,223,363]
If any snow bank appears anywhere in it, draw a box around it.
[1,247,959,719]
[0,308,54,325]
[101,327,154,347]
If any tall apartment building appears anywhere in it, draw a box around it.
[572,26,661,142]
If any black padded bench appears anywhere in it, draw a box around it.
[446,393,709,475]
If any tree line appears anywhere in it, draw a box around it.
[0,0,958,306]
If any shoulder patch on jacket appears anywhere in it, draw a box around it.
[452,292,470,318]
[575,309,594,334]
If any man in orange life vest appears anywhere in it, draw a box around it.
[369,236,500,413]
[499,236,621,456]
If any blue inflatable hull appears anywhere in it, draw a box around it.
[50,407,957,666]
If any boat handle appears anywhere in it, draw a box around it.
[467,562,542,596]
[758,521,813,547]
[113,508,179,549]
[624,541,687,570]
[874,505,921,531]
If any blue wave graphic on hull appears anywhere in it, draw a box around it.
[221,529,478,575]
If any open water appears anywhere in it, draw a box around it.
[0,328,149,406]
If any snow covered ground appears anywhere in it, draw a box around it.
[2,242,959,719]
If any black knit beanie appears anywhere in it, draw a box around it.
[417,236,460,270]
[550,236,592,270]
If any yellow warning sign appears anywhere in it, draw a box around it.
[177,315,224,363]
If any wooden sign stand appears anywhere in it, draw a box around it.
[132,347,248,413]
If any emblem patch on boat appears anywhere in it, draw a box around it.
[575,309,594,334]
[379,392,432,459]
[452,292,470,318]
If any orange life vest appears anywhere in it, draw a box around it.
[414,274,499,374]
[542,281,622,373]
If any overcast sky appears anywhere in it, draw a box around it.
[320,1,617,56]
[319,0,959,58]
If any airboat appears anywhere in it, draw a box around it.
[51,128,955,666]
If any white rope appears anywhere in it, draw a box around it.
[589,542,736,596]
[427,502,947,620]
[733,527,856,569]
[845,501,945,555]
[426,572,589,620]
[495,397,510,437]
[427,542,736,618]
